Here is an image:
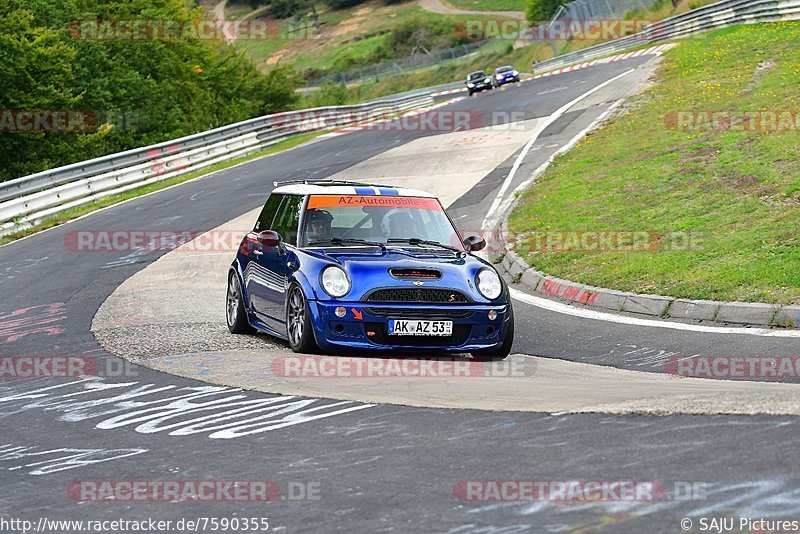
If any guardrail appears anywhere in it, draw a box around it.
[0,92,434,235]
[533,0,800,72]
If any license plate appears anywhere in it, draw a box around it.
[388,319,453,336]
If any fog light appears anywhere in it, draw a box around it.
[335,306,346,318]
[488,310,497,320]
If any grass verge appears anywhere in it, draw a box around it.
[445,0,525,12]
[0,133,322,247]
[508,22,800,305]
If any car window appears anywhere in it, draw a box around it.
[301,195,462,249]
[468,71,486,80]
[271,194,304,245]
[254,194,283,232]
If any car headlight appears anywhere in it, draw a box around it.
[476,268,502,300]
[513,70,519,76]
[321,266,350,298]
[467,82,474,87]
[484,77,491,83]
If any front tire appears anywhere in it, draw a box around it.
[287,285,319,353]
[471,305,514,361]
[227,271,256,334]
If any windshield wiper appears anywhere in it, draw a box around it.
[308,237,386,250]
[387,238,462,254]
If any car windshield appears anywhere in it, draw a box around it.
[468,71,487,80]
[301,194,463,250]
[496,66,514,73]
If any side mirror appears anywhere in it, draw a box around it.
[463,235,486,252]
[257,230,282,248]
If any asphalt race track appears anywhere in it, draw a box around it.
[2,55,800,533]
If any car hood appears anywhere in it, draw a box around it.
[299,247,500,303]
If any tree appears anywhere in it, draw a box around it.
[525,0,568,24]
[0,0,300,181]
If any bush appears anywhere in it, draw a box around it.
[525,0,567,24]
[304,81,353,107]
[323,0,369,10]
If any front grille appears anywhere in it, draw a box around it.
[365,288,470,304]
[364,322,471,346]
[364,307,474,318]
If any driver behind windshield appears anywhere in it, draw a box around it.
[387,210,416,239]
[306,209,333,242]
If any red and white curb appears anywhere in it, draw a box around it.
[319,96,466,138]
[431,43,678,97]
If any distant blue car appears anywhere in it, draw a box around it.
[492,65,520,87]
[226,181,514,360]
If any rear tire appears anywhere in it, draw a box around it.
[471,305,514,361]
[287,285,319,354]
[227,271,256,334]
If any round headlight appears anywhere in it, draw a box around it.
[513,70,519,76]
[476,268,502,300]
[484,77,491,83]
[467,82,475,87]
[321,266,350,298]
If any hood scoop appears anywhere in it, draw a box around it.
[389,268,442,280]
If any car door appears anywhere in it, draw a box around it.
[245,194,282,319]
[249,194,303,330]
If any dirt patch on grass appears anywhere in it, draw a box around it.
[331,5,374,37]
[717,170,779,200]
[741,58,778,95]
[679,144,719,165]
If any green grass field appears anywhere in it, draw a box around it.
[508,22,800,304]
[445,0,525,12]
[234,2,520,75]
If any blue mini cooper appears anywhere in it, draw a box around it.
[226,181,514,360]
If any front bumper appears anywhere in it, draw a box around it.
[467,82,492,92]
[496,76,520,85]
[308,300,512,353]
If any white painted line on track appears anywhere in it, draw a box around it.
[482,68,635,231]
[510,288,800,338]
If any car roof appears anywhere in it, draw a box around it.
[468,70,486,76]
[496,65,514,70]
[272,182,437,198]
